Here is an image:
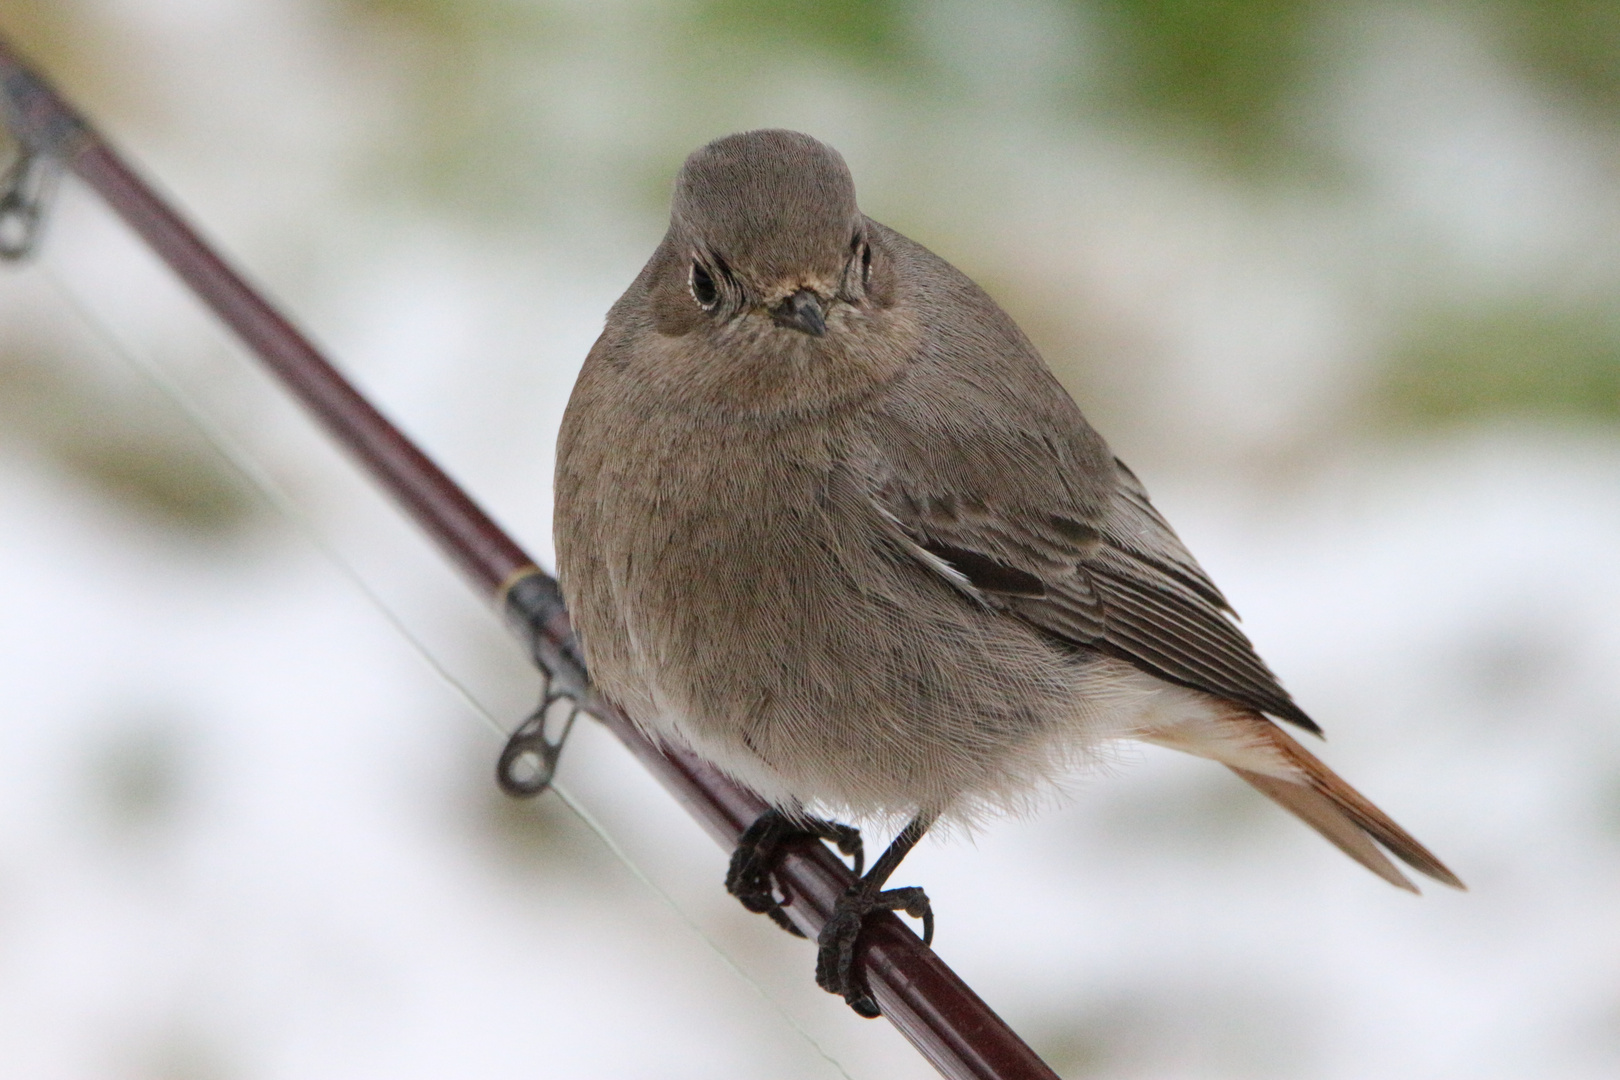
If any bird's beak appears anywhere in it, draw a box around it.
[771,289,828,337]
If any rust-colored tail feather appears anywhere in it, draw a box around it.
[1142,704,1465,892]
[1239,720,1465,892]
[1231,767,1416,890]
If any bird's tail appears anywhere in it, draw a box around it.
[1141,707,1464,893]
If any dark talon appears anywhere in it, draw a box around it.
[826,821,865,877]
[814,882,935,1016]
[810,813,937,1018]
[730,810,936,1018]
[889,886,933,946]
[726,808,865,937]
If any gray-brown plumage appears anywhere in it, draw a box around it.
[554,129,1460,1011]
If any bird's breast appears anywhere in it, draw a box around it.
[564,412,860,694]
[556,400,1101,818]
[606,421,852,625]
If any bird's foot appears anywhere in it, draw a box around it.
[815,882,933,1018]
[726,808,864,937]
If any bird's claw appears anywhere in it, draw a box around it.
[814,882,934,1018]
[726,809,865,937]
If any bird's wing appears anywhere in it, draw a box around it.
[855,219,1313,730]
[860,411,1317,732]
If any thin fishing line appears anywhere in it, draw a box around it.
[40,262,507,741]
[38,260,859,1080]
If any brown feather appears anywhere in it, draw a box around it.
[1253,720,1466,890]
[1139,703,1463,891]
[1232,768,1419,892]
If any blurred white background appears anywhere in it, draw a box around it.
[2,1,1619,1077]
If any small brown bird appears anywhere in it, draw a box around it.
[554,129,1462,1016]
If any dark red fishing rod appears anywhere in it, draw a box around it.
[0,34,1059,1080]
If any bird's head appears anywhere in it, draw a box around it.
[633,130,918,419]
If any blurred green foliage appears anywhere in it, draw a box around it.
[699,0,916,68]
[348,0,537,38]
[1089,0,1321,163]
[7,0,1619,469]
[343,0,1331,187]
[0,344,258,534]
[336,0,1620,193]
[1496,0,1620,119]
[1377,305,1620,426]
[0,0,130,126]
[341,0,565,212]
[0,0,91,78]
[698,0,1323,164]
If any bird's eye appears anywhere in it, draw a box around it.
[690,261,718,309]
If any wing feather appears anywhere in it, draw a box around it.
[866,452,1316,731]
[855,222,1313,731]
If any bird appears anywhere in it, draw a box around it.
[553,128,1462,1017]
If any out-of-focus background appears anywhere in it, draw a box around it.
[1,1,1617,1077]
